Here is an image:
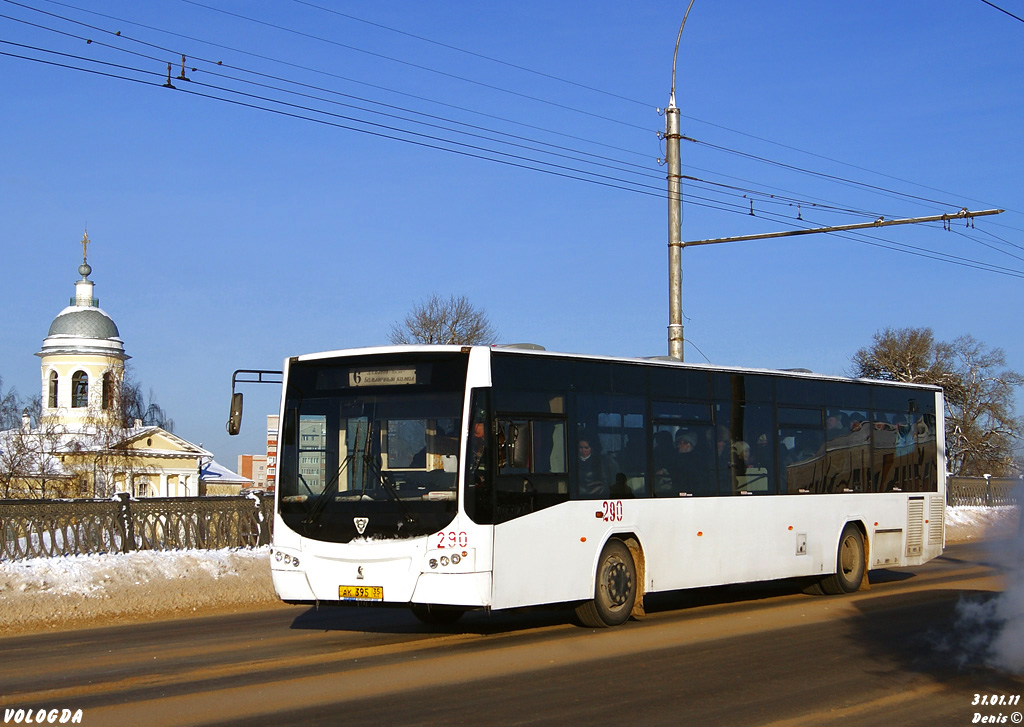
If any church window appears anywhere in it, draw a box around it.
[72,370,89,408]
[48,370,58,408]
[102,371,114,410]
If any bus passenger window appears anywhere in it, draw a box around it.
[492,417,570,522]
[778,407,825,494]
[824,409,871,493]
[575,394,647,499]
[652,424,714,497]
[727,404,775,495]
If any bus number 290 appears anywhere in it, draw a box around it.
[436,531,469,549]
[602,501,623,522]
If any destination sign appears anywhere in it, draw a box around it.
[348,368,418,387]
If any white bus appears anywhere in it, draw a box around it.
[239,344,945,627]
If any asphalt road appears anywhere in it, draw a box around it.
[1,541,1021,727]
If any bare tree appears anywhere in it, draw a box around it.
[389,294,497,346]
[851,327,1023,476]
[0,379,81,498]
[850,327,958,388]
[0,376,22,432]
[120,372,175,432]
[943,335,1024,476]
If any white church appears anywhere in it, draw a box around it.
[0,233,249,498]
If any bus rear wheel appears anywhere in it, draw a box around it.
[575,539,637,628]
[819,524,866,595]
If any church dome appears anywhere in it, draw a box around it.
[37,234,128,361]
[47,307,121,340]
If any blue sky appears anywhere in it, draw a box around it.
[2,0,1022,468]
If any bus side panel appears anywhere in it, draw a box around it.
[638,494,941,592]
[490,493,943,612]
[488,495,872,609]
[633,498,838,591]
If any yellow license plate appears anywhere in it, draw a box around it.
[339,585,383,601]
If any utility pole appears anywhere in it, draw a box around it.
[666,101,683,360]
[666,1,694,361]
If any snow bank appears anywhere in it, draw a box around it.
[0,547,278,636]
[945,505,1020,541]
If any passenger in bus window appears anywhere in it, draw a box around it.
[731,440,750,465]
[577,437,612,498]
[750,432,772,468]
[675,431,697,450]
[671,430,714,496]
[469,422,487,468]
[609,473,634,499]
[671,431,699,491]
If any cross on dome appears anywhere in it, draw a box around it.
[79,229,92,279]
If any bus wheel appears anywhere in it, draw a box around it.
[820,524,866,595]
[575,539,636,628]
[411,604,464,626]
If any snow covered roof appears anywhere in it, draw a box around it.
[200,460,252,485]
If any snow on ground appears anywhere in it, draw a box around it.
[0,507,1018,637]
[0,547,278,636]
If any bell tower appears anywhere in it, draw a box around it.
[36,231,130,431]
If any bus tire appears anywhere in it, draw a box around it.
[410,604,464,626]
[575,539,637,628]
[819,524,866,595]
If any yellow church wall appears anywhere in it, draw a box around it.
[126,432,188,453]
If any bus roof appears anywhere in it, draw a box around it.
[289,344,943,393]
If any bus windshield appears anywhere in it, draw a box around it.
[277,353,469,543]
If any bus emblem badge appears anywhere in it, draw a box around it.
[354,517,369,534]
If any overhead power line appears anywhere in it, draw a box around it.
[0,4,930,223]
[6,35,1021,279]
[16,0,1008,223]
[22,0,657,160]
[978,0,1024,23]
[5,43,1019,280]
[179,0,652,133]
[29,0,1015,223]
[289,0,653,109]
[2,1,1019,280]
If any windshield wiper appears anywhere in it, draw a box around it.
[362,454,418,528]
[301,451,356,531]
[302,417,368,531]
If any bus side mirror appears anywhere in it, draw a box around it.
[226,392,243,435]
